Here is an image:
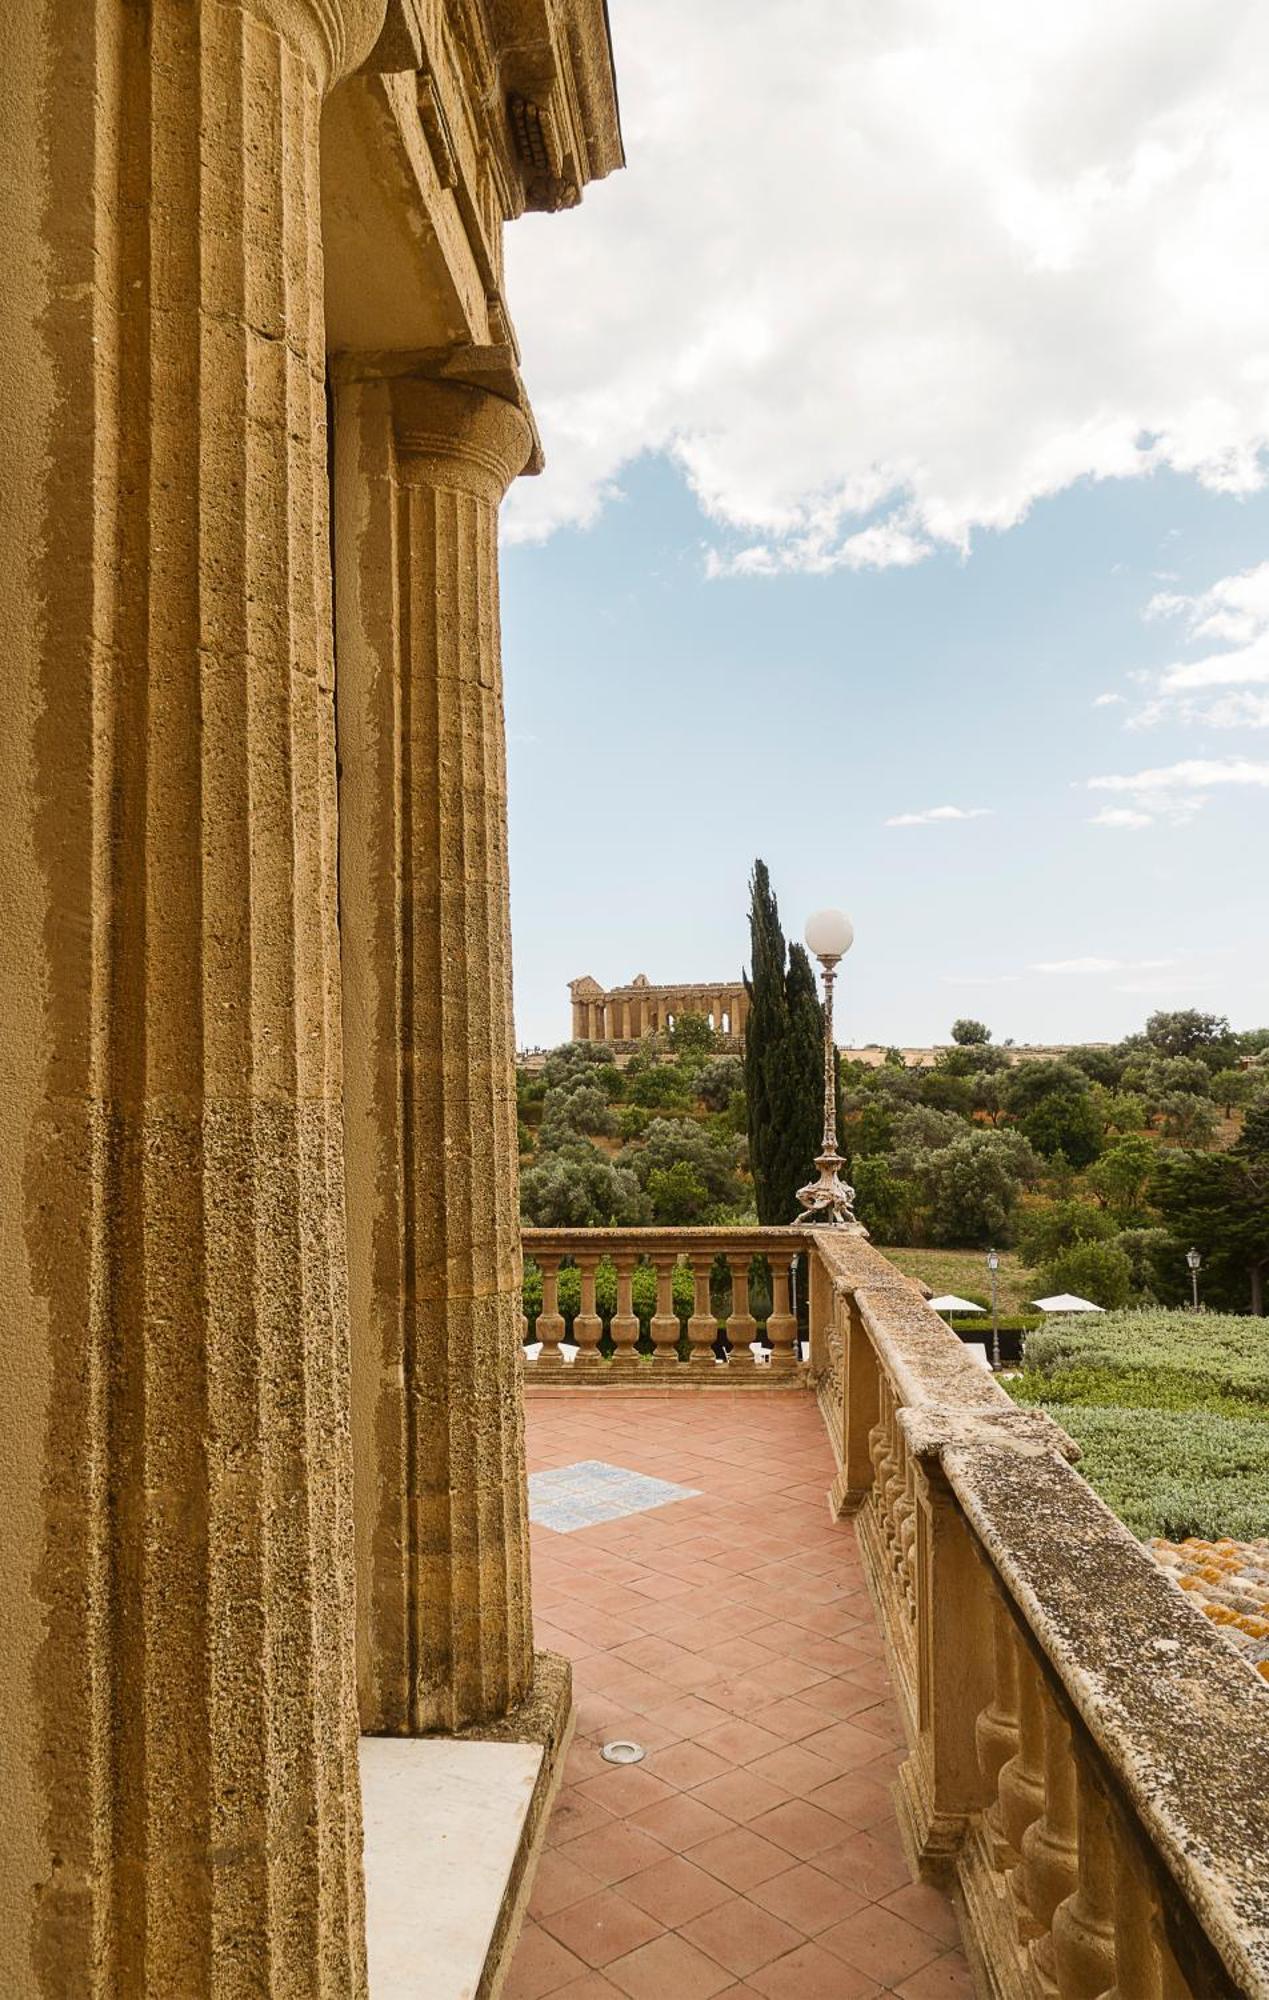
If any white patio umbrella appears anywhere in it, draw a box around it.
[1030,1293,1105,1314]
[927,1294,986,1315]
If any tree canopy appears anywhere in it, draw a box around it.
[743,859,823,1222]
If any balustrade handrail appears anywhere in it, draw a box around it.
[807,1227,1269,2000]
[522,1225,804,1254]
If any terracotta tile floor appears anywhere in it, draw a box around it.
[507,1392,972,2000]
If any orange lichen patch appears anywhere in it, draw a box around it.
[1152,1538,1269,1677]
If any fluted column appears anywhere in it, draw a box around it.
[336,370,535,1734]
[1,1,384,1991]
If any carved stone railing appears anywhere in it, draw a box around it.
[806,1230,1269,2000]
[520,1227,802,1377]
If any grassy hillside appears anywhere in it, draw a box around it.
[880,1244,1037,1312]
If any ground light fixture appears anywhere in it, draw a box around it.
[1186,1245,1202,1311]
[600,1741,646,1765]
[796,909,864,1229]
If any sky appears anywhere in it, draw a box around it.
[498,0,1269,1051]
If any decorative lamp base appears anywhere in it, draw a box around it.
[795,1150,868,1232]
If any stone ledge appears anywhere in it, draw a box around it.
[898,1401,1080,1464]
[361,1652,572,2000]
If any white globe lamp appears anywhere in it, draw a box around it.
[804,909,854,963]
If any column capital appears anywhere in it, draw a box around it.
[390,377,534,501]
[251,0,388,90]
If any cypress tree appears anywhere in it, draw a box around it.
[744,861,826,1222]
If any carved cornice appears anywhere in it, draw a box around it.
[362,0,622,217]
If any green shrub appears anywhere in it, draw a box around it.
[628,1065,694,1110]
[1036,1240,1133,1309]
[948,1313,1042,1336]
[1015,1199,1116,1267]
[1029,1403,1269,1541]
[1018,1307,1269,1415]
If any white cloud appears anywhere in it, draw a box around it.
[1093,692,1126,707]
[1133,560,1269,727]
[884,805,994,827]
[1088,756,1269,791]
[1084,754,1269,822]
[1090,806,1154,828]
[1031,955,1175,973]
[505,1,1269,564]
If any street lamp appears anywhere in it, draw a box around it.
[796,909,864,1230]
[986,1248,1001,1371]
[1186,1245,1202,1312]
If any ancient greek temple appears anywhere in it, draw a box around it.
[569,971,751,1044]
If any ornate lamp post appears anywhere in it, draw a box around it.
[1186,1245,1202,1311]
[796,909,864,1230]
[986,1248,1001,1371]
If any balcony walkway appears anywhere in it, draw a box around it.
[507,1391,973,2000]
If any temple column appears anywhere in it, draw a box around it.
[0,2,386,1991]
[335,368,536,1734]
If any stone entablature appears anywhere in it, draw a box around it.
[569,972,750,1045]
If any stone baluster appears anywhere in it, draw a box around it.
[610,1253,641,1371]
[650,1254,682,1366]
[536,1259,567,1371]
[1052,1766,1119,2000]
[688,1254,720,1365]
[869,1383,894,1522]
[998,1633,1047,1868]
[725,1255,757,1369]
[1095,1845,1193,2000]
[1022,1700,1081,1985]
[898,1447,919,1619]
[573,1255,604,1368]
[977,1598,1022,1866]
[767,1257,798,1372]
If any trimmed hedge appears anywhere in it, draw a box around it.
[1013,1308,1269,1540]
[1035,1402,1269,1541]
[1019,1309,1269,1419]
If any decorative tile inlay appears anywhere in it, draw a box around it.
[528,1459,700,1533]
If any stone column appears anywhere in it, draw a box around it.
[335,369,535,1735]
[0,2,384,1991]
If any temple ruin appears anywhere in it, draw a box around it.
[569,971,750,1045]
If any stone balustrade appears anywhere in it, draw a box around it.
[520,1227,802,1376]
[807,1228,1269,2000]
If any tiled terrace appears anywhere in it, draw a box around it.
[508,1392,973,2000]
